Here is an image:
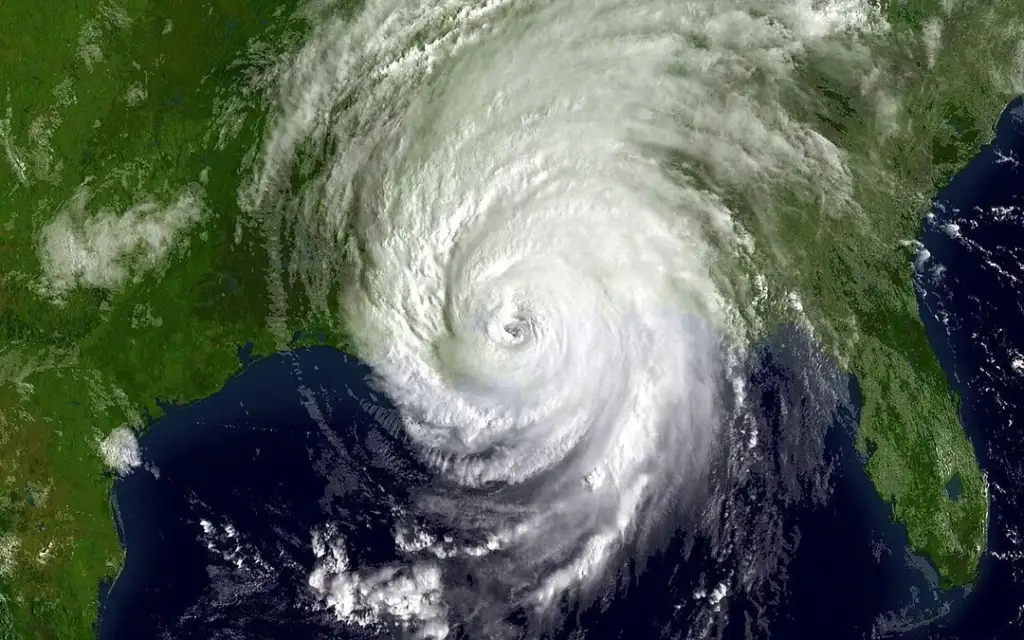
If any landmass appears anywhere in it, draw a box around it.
[762,0,1021,586]
[0,0,1020,637]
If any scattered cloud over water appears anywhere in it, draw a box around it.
[308,525,450,639]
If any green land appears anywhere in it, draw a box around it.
[0,0,1020,637]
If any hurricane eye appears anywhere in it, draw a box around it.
[491,315,530,347]
[504,321,524,341]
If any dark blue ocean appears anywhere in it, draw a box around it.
[97,99,1024,640]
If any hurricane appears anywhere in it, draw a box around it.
[238,0,885,637]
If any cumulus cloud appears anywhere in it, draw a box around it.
[308,526,450,639]
[98,426,142,475]
[39,183,203,296]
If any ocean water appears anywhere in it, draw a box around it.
[98,350,433,638]
[97,329,978,639]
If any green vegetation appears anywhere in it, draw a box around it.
[734,0,1021,587]
[841,0,1021,586]
[0,0,1019,637]
[0,1,316,637]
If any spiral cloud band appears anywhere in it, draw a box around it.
[242,0,884,635]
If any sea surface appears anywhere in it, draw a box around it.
[92,343,955,638]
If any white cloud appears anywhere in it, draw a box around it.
[786,0,889,39]
[308,526,450,639]
[0,535,19,577]
[923,19,943,69]
[39,184,203,296]
[98,426,142,475]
